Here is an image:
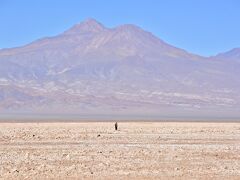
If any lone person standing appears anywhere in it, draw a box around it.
[115,122,118,131]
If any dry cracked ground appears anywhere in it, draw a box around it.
[0,122,240,179]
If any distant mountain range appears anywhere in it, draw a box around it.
[0,19,240,119]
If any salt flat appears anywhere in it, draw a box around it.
[0,122,240,179]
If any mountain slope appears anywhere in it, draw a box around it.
[215,48,240,63]
[0,19,240,117]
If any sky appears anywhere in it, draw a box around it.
[0,0,240,56]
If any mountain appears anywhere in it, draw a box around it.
[0,18,240,118]
[215,48,240,62]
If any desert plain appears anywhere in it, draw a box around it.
[0,122,240,179]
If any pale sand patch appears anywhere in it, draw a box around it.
[0,122,240,179]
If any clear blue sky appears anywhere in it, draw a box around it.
[1,0,240,56]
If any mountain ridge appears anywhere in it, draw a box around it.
[0,19,200,58]
[0,18,238,58]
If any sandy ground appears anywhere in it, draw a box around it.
[0,122,240,179]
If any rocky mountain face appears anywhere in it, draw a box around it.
[0,19,239,118]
